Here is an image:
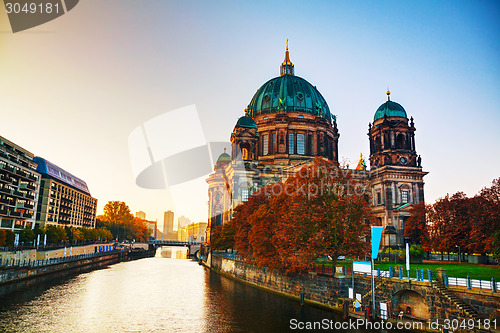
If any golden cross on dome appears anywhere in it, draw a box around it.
[286,38,288,51]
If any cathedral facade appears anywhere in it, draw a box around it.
[206,45,427,247]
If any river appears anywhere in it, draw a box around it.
[0,247,381,332]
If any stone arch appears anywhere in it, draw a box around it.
[392,289,430,320]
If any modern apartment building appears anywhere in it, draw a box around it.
[34,157,97,229]
[0,136,40,231]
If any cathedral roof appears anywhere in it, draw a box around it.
[216,152,231,163]
[374,90,407,121]
[245,43,332,123]
[235,116,258,129]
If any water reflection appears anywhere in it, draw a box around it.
[0,257,388,332]
[158,246,189,259]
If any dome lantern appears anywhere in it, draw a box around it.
[280,39,294,76]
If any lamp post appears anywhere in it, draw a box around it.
[456,245,461,264]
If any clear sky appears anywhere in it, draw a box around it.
[1,1,499,227]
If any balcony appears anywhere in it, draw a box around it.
[28,174,37,181]
[25,194,34,200]
[1,165,15,175]
[22,212,33,218]
[0,208,8,216]
[0,187,12,195]
[11,190,24,198]
[15,169,30,179]
[9,211,21,217]
[0,197,14,205]
[16,202,33,210]
[19,183,36,191]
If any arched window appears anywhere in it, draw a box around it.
[242,148,249,160]
[241,188,249,202]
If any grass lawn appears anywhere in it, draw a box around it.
[373,262,500,281]
[318,260,500,280]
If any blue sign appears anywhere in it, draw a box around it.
[371,226,383,259]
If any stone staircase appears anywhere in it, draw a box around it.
[432,280,480,319]
[431,280,495,332]
[361,280,386,305]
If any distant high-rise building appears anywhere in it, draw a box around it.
[163,210,174,234]
[144,219,157,239]
[135,211,146,219]
[178,215,191,229]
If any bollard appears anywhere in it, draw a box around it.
[492,278,497,293]
[300,292,305,305]
[428,269,432,282]
[444,272,448,287]
[389,266,393,278]
[416,268,419,281]
[420,269,424,282]
[332,265,335,276]
[377,267,381,278]
[322,264,325,274]
[399,267,403,279]
[467,275,471,289]
[344,265,347,275]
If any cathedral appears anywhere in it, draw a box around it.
[206,43,427,248]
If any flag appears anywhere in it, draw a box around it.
[371,226,383,259]
[406,243,410,272]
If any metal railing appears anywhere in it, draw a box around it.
[0,248,120,269]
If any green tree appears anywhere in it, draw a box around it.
[19,227,36,243]
[5,230,15,247]
[0,229,6,246]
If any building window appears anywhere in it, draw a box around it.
[288,133,294,154]
[272,133,276,154]
[242,148,249,160]
[297,134,305,155]
[263,135,269,155]
[377,192,382,205]
[401,190,409,204]
[241,188,249,202]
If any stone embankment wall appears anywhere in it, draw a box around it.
[206,254,349,310]
[0,252,125,296]
[205,254,500,323]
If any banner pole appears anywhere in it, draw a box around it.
[371,257,375,319]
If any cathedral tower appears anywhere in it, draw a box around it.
[368,91,427,247]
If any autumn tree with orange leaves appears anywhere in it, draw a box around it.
[231,157,374,274]
[405,178,500,258]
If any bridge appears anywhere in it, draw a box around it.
[148,240,201,259]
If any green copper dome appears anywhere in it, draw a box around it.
[235,116,258,129]
[217,152,231,163]
[374,99,407,121]
[246,75,332,122]
[245,46,332,123]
